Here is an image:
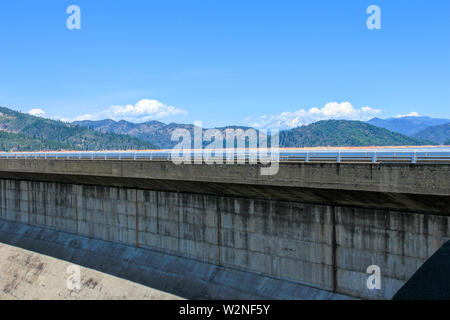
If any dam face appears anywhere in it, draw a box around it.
[0,160,449,299]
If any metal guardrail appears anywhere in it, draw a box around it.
[0,149,450,164]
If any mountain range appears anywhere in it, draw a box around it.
[412,122,450,145]
[0,105,448,152]
[0,106,157,151]
[366,116,450,144]
[73,119,256,149]
[74,117,436,149]
[367,116,450,136]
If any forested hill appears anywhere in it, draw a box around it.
[73,119,256,149]
[0,106,157,151]
[0,106,438,152]
[412,122,450,145]
[279,120,435,147]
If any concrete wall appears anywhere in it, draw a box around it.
[0,160,449,214]
[0,178,448,299]
[0,219,350,300]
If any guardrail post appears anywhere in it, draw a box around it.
[372,152,377,163]
[305,152,310,162]
[91,152,94,160]
[134,152,137,161]
[337,152,341,163]
[412,152,417,164]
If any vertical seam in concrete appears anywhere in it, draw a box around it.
[217,196,222,266]
[52,183,56,228]
[331,205,338,292]
[89,187,94,237]
[27,182,31,225]
[177,194,180,254]
[15,180,20,222]
[75,191,78,234]
[135,191,139,248]
[0,180,3,219]
[156,192,160,246]
[43,183,47,226]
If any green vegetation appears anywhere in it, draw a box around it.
[0,106,158,151]
[279,120,435,147]
[412,123,450,145]
[74,119,257,149]
[0,131,72,151]
[367,116,450,136]
[0,106,440,152]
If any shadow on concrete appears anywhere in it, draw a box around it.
[393,240,450,300]
[0,219,353,300]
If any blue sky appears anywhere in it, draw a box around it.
[0,0,449,128]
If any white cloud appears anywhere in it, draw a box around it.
[395,111,419,118]
[28,108,46,117]
[247,102,381,129]
[61,99,188,122]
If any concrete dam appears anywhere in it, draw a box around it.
[0,158,449,299]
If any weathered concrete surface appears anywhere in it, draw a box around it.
[1,160,449,195]
[0,219,351,300]
[0,178,448,299]
[392,240,450,300]
[0,160,448,214]
[0,241,182,300]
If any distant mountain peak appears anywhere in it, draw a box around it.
[413,122,450,145]
[367,116,450,136]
